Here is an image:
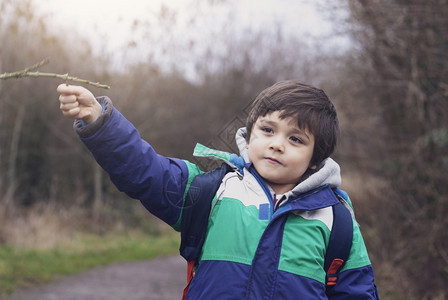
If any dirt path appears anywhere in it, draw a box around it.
[6,256,186,300]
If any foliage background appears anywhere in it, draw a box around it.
[0,0,447,299]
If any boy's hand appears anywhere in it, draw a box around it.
[57,84,103,124]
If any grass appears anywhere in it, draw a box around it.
[0,230,180,297]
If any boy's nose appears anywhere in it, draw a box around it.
[269,138,285,153]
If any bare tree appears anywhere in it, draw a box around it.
[342,1,448,298]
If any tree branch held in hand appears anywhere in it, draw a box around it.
[0,58,110,89]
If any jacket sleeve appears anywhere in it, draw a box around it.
[327,265,379,299]
[76,96,202,229]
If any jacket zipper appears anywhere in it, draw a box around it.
[248,164,275,218]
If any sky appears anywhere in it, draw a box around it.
[36,0,348,75]
[38,0,339,46]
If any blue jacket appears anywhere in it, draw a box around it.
[76,97,379,299]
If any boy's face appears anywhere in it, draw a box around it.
[247,111,316,195]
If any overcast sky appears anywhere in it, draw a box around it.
[39,0,341,48]
[36,0,349,77]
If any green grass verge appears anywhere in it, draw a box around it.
[0,231,180,297]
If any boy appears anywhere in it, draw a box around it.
[58,80,379,299]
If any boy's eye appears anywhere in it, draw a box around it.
[290,136,303,144]
[261,127,273,134]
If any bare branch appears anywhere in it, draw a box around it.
[0,58,110,89]
[21,57,50,73]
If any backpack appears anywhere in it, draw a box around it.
[180,163,353,299]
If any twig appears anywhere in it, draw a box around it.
[0,58,110,89]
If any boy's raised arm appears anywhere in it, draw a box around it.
[56,85,197,229]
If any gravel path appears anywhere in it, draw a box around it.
[6,256,186,300]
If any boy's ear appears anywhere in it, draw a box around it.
[309,164,317,170]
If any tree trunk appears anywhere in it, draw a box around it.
[92,162,103,220]
[4,102,25,208]
[0,58,3,197]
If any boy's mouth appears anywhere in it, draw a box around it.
[265,157,282,165]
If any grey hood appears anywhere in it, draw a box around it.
[235,127,341,199]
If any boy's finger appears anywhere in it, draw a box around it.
[60,100,79,111]
[57,84,83,96]
[59,94,77,104]
[61,106,80,119]
[68,107,80,115]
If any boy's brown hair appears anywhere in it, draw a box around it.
[245,80,339,167]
